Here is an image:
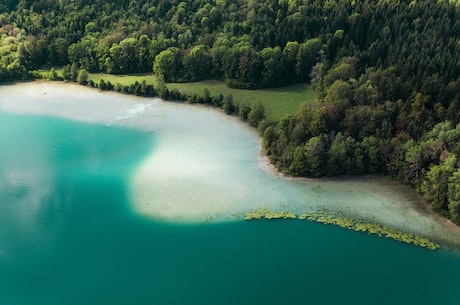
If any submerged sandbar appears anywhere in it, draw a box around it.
[1,82,460,249]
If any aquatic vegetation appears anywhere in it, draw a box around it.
[245,209,440,250]
[244,209,297,220]
[299,212,440,251]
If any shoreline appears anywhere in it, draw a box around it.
[2,80,460,250]
[258,145,460,250]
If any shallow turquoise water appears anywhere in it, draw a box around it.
[1,95,460,304]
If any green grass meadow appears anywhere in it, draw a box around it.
[168,80,315,121]
[44,71,316,121]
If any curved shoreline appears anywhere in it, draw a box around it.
[2,81,460,250]
[258,150,460,250]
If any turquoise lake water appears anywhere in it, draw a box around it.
[1,84,460,304]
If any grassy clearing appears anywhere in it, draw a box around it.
[87,73,316,121]
[88,73,156,87]
[168,80,315,121]
[38,71,315,121]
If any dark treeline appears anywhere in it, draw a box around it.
[2,0,458,89]
[1,0,460,223]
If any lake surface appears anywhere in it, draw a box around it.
[0,82,459,305]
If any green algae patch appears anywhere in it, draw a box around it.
[245,209,440,250]
[244,209,297,220]
[299,213,440,251]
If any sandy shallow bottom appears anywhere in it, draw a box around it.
[1,81,460,248]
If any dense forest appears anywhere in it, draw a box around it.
[1,0,460,223]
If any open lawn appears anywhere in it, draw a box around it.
[88,73,156,87]
[63,72,315,121]
[168,80,316,121]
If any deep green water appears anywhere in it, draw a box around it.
[1,106,460,304]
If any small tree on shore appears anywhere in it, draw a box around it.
[238,103,251,121]
[223,94,235,114]
[77,69,89,85]
[49,68,58,80]
[70,62,79,82]
[247,103,265,127]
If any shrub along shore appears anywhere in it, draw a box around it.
[37,70,312,123]
[244,209,440,251]
[39,68,460,232]
[29,75,451,251]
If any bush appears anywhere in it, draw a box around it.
[238,104,251,121]
[247,103,265,127]
[77,69,89,85]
